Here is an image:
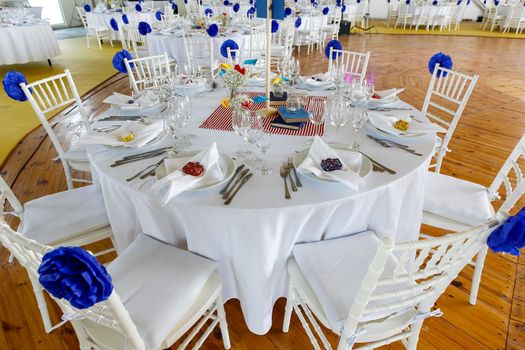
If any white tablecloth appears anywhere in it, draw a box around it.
[0,22,60,65]
[87,87,435,334]
[86,10,159,40]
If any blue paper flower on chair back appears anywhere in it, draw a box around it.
[488,208,525,256]
[205,7,213,16]
[172,3,178,12]
[322,7,329,15]
[271,19,279,33]
[109,18,119,31]
[325,40,343,60]
[428,52,453,78]
[135,3,142,11]
[224,0,230,5]
[3,71,30,102]
[220,39,239,58]
[233,3,240,12]
[122,14,129,24]
[38,247,113,309]
[432,0,438,5]
[83,3,91,12]
[285,7,292,17]
[207,23,218,37]
[342,4,347,12]
[156,10,163,21]
[247,7,255,16]
[138,21,152,36]
[112,50,134,73]
[295,17,302,28]
[406,0,411,4]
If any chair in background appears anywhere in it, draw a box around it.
[296,15,324,55]
[76,6,113,50]
[423,134,525,304]
[327,48,371,84]
[421,64,479,173]
[502,5,525,34]
[449,2,467,31]
[0,176,115,333]
[270,19,295,67]
[124,53,171,94]
[182,35,219,79]
[394,3,415,29]
[482,4,506,31]
[19,70,93,190]
[414,4,433,30]
[322,8,342,45]
[127,25,152,58]
[0,223,231,350]
[282,222,500,350]
[386,0,399,27]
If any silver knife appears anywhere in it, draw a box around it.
[224,173,253,205]
[111,150,167,167]
[222,168,249,199]
[360,152,396,175]
[220,164,245,195]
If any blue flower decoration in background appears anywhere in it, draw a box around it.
[271,19,279,33]
[38,247,113,310]
[83,3,91,12]
[428,52,453,78]
[224,0,230,5]
[155,10,163,21]
[172,3,178,12]
[205,7,213,16]
[406,0,410,4]
[432,0,438,5]
[295,17,302,28]
[322,7,329,15]
[247,6,255,16]
[336,0,342,6]
[184,0,188,3]
[207,23,218,37]
[3,71,30,102]
[233,3,240,12]
[357,0,361,3]
[109,18,119,31]
[457,0,462,4]
[342,4,347,12]
[285,7,292,17]
[325,39,343,60]
[135,3,142,11]
[112,50,134,73]
[122,14,129,24]
[220,39,239,58]
[488,208,525,256]
[138,21,152,36]
[250,0,254,4]
[494,0,499,5]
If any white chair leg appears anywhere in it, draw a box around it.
[216,297,231,350]
[30,277,54,333]
[96,32,102,50]
[406,319,424,350]
[62,160,75,190]
[282,284,295,333]
[470,245,488,305]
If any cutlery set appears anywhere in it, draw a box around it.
[280,159,302,199]
[220,164,253,205]
[367,135,422,156]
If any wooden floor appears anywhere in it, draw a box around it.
[1,33,525,349]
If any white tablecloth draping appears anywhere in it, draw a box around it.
[86,10,158,40]
[87,87,435,335]
[0,23,60,65]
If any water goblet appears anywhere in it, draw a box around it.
[232,109,252,160]
[307,97,326,136]
[244,111,263,164]
[256,132,272,175]
[328,97,349,146]
[352,110,368,150]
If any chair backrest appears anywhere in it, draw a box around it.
[182,34,217,76]
[340,221,500,340]
[124,53,171,94]
[421,64,479,173]
[0,222,147,350]
[76,7,88,28]
[0,175,23,224]
[227,48,267,72]
[161,13,179,26]
[328,48,371,84]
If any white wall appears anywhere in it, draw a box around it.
[366,0,483,20]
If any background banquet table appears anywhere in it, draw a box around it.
[86,87,436,335]
[86,10,158,40]
[0,22,60,65]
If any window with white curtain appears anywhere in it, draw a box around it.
[28,0,65,25]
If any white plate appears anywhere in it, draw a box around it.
[364,95,400,107]
[293,147,373,183]
[156,151,236,191]
[104,130,167,150]
[365,121,427,142]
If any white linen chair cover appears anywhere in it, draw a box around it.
[328,48,371,85]
[421,64,479,173]
[0,176,115,333]
[76,7,113,50]
[282,222,500,350]
[124,53,171,94]
[422,134,525,305]
[19,69,92,190]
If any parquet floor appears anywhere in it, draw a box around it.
[1,33,525,349]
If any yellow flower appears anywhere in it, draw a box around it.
[119,133,135,142]
[221,98,230,108]
[220,63,232,70]
[272,77,282,85]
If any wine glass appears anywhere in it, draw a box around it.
[364,80,375,109]
[244,111,263,164]
[351,110,368,150]
[328,98,349,146]
[307,97,326,136]
[331,64,345,94]
[290,59,301,90]
[164,102,185,155]
[256,132,272,175]
[232,109,251,160]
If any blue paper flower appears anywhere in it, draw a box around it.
[342,4,347,12]
[220,39,239,58]
[432,0,438,5]
[488,208,525,256]
[83,3,91,12]
[224,0,230,5]
[207,23,218,37]
[135,3,142,11]
[322,7,329,15]
[271,19,279,33]
[205,7,213,16]
[122,14,129,24]
[184,0,188,3]
[109,18,118,31]
[250,0,254,4]
[155,10,163,21]
[457,0,462,4]
[494,0,499,4]
[310,0,315,3]
[39,247,113,309]
[285,7,292,17]
[233,3,240,12]
[406,0,410,4]
[2,71,30,102]
[295,17,302,28]
[357,0,361,3]
[428,52,453,78]
[112,50,134,73]
[247,6,256,16]
[325,39,343,60]
[138,21,152,36]
[172,3,178,12]
[336,0,342,6]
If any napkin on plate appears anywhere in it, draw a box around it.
[150,143,224,205]
[373,88,404,101]
[81,120,164,148]
[103,92,155,110]
[297,136,364,190]
[368,112,445,136]
[297,73,333,91]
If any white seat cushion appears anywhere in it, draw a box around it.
[21,185,109,245]
[108,234,219,350]
[424,171,493,226]
[293,231,412,331]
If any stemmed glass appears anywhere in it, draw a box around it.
[331,64,345,95]
[290,59,301,90]
[363,80,375,110]
[351,110,368,150]
[232,109,251,160]
[307,97,326,136]
[328,97,349,146]
[256,132,272,175]
[244,111,264,165]
[164,101,185,155]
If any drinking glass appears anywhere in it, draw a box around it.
[352,110,368,150]
[286,93,301,113]
[364,80,375,109]
[331,64,345,94]
[244,111,263,164]
[307,97,326,136]
[328,98,349,146]
[290,59,301,90]
[256,132,272,175]
[164,102,185,155]
[232,109,251,160]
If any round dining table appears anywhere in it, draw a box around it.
[0,22,60,65]
[86,86,435,335]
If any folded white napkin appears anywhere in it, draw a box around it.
[297,136,364,190]
[81,121,163,148]
[150,143,224,205]
[373,88,404,100]
[103,92,155,110]
[368,112,445,136]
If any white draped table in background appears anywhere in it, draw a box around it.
[87,88,436,334]
[0,22,60,65]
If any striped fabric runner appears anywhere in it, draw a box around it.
[199,92,325,136]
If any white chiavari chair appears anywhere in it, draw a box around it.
[421,64,479,174]
[422,134,525,304]
[328,48,371,85]
[414,4,433,30]
[282,222,500,350]
[124,53,171,94]
[182,34,220,79]
[296,15,324,55]
[0,224,231,350]
[161,13,179,27]
[19,70,92,190]
[386,0,399,27]
[449,2,467,31]
[482,3,506,31]
[0,176,115,333]
[270,19,295,65]
[322,7,342,43]
[76,6,113,50]
[394,3,415,29]
[127,24,152,58]
[502,4,525,33]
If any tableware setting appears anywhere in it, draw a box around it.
[103,92,158,111]
[81,120,165,149]
[366,111,446,139]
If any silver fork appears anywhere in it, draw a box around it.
[284,163,298,192]
[280,166,291,199]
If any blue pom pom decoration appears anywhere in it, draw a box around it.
[428,52,453,78]
[2,71,30,102]
[322,7,329,15]
[342,4,346,12]
[83,3,91,12]
[295,17,302,28]
[233,3,240,12]
[220,39,239,58]
[325,40,343,60]
[206,23,218,37]
[285,7,292,17]
[135,3,142,11]
[247,6,256,16]
[488,207,525,256]
[224,0,230,5]
[271,19,279,33]
[138,21,152,36]
[112,50,134,73]
[122,14,129,24]
[109,18,119,31]
[155,10,163,21]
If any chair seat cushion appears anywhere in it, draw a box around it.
[21,185,109,245]
[424,171,493,226]
[293,231,412,331]
[108,234,219,350]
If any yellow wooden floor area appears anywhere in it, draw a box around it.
[0,33,525,349]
